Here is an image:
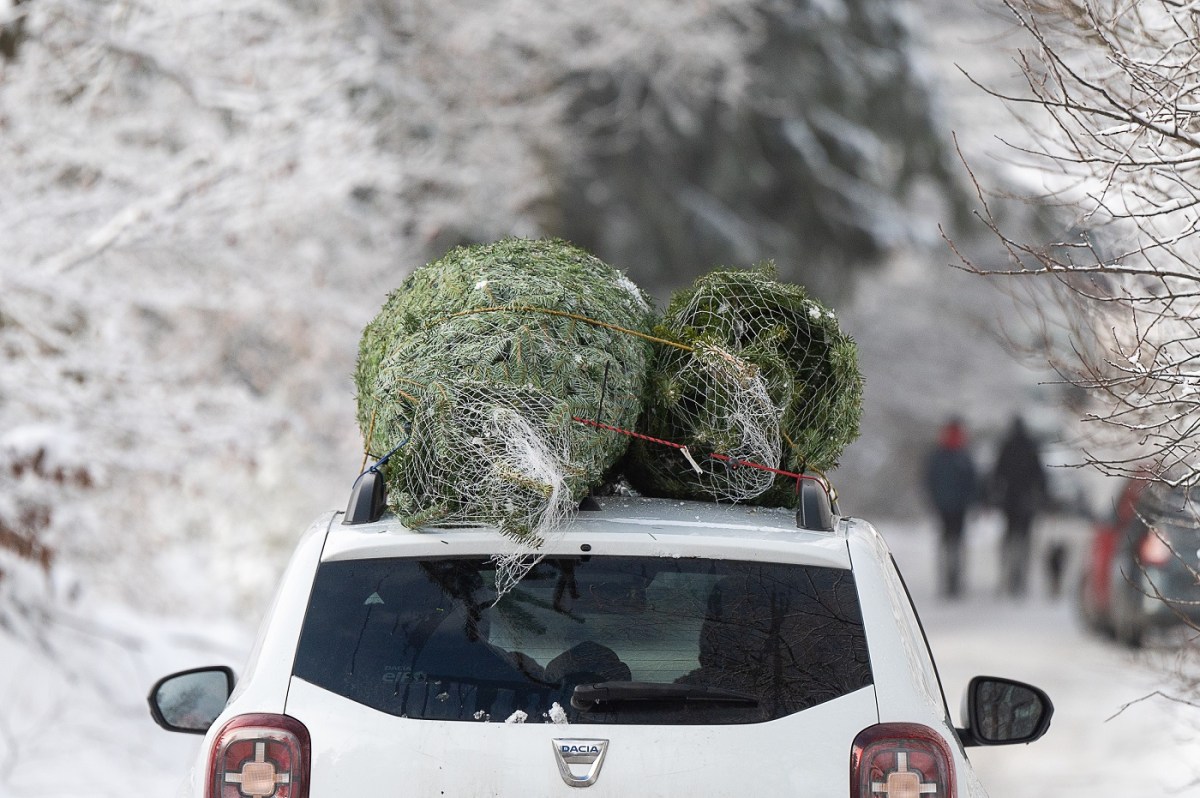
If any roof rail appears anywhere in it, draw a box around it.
[796,478,836,532]
[344,427,410,526]
[343,467,388,525]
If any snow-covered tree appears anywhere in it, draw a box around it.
[957,0,1200,487]
[1,0,415,614]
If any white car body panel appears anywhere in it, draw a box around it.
[846,517,988,797]
[230,512,336,708]
[286,677,879,796]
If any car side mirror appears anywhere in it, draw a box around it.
[958,675,1053,747]
[148,665,235,734]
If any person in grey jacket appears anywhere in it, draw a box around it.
[924,417,978,598]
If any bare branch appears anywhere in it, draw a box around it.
[1106,690,1200,721]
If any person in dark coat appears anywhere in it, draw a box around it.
[990,416,1047,597]
[923,417,978,598]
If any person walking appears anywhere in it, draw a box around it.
[923,417,978,598]
[990,415,1047,597]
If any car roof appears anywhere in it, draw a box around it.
[320,496,854,570]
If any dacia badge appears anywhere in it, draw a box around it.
[552,738,609,787]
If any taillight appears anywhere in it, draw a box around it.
[1138,529,1172,567]
[851,723,956,798]
[207,714,310,798]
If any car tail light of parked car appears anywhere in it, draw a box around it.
[851,723,956,798]
[208,714,310,798]
[1137,528,1173,568]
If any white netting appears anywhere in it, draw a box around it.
[655,342,783,501]
[378,382,577,593]
[385,383,574,536]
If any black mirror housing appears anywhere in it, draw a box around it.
[959,675,1053,747]
[148,665,235,734]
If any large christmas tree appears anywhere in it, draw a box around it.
[355,238,655,543]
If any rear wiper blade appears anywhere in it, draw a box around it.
[571,681,759,711]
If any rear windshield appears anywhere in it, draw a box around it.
[293,556,872,724]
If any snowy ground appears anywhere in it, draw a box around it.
[1,509,1196,797]
[0,598,249,797]
[888,511,1200,797]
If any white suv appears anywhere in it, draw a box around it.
[149,479,1051,797]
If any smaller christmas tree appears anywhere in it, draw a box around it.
[625,265,863,506]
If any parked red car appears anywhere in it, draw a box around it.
[1076,474,1148,637]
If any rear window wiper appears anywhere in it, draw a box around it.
[571,681,759,711]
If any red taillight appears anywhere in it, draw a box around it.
[851,723,957,798]
[1138,529,1172,567]
[207,714,310,798]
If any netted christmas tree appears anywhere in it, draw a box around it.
[355,238,654,550]
[625,265,863,507]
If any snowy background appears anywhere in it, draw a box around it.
[1,0,1195,796]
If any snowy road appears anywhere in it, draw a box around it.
[886,513,1200,797]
